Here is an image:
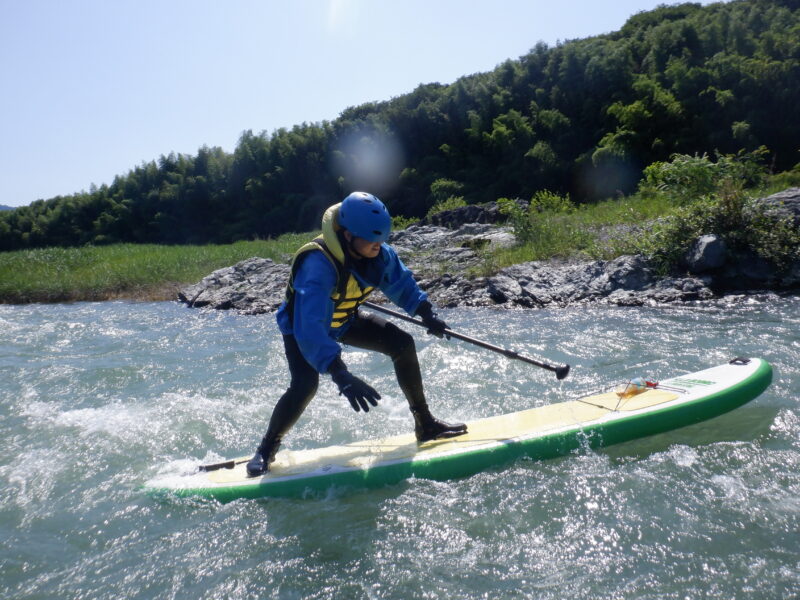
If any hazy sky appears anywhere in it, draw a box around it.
[0,0,721,207]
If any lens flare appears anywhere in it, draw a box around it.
[331,127,405,195]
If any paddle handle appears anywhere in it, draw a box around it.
[362,301,570,380]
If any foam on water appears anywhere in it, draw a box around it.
[1,298,799,599]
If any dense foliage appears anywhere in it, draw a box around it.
[494,150,800,273]
[635,151,800,273]
[2,0,798,251]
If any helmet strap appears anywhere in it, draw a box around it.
[341,230,365,260]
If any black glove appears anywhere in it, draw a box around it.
[416,301,449,339]
[328,358,381,413]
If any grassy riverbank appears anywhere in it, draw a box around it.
[2,159,798,304]
[0,235,310,304]
[0,191,671,304]
[481,163,800,276]
[480,193,677,273]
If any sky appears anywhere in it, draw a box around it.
[0,0,722,208]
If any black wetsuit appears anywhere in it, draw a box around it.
[262,311,425,445]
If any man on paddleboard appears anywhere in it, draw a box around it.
[246,192,468,476]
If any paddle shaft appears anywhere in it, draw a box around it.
[362,301,570,379]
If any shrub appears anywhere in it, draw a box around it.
[391,215,417,231]
[425,195,467,220]
[496,197,531,240]
[640,147,769,204]
[635,187,800,274]
[498,191,574,243]
[530,190,575,214]
[496,192,594,260]
[766,163,800,192]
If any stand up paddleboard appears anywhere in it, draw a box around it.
[144,357,772,502]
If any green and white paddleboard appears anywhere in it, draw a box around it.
[145,357,772,502]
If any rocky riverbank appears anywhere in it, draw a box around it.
[178,188,800,314]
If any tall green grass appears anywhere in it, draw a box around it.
[482,193,678,273]
[0,234,312,303]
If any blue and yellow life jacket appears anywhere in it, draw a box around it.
[285,204,375,330]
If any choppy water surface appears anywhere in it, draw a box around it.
[1,297,798,599]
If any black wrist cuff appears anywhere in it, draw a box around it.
[327,356,347,376]
[416,300,434,319]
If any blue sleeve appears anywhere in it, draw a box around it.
[377,245,428,316]
[290,252,343,374]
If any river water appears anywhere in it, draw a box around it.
[1,297,798,599]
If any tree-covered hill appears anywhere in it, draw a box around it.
[2,0,798,250]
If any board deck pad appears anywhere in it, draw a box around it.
[206,389,680,484]
[145,358,772,501]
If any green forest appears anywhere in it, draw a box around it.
[1,0,798,251]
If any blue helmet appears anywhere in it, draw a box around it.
[338,192,392,243]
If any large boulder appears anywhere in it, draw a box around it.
[420,201,524,229]
[700,187,800,291]
[420,254,712,308]
[389,223,516,275]
[757,187,800,226]
[177,257,289,314]
[389,223,516,254]
[685,234,728,273]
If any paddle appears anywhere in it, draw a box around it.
[362,301,571,380]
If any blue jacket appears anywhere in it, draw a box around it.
[276,244,426,373]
